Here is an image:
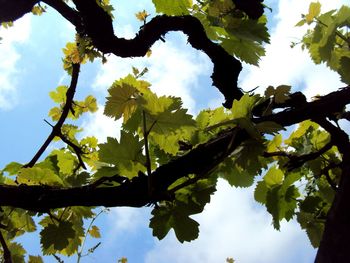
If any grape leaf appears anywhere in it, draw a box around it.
[254,181,268,204]
[104,83,137,122]
[219,158,255,187]
[28,255,44,263]
[40,222,75,252]
[221,37,265,65]
[135,10,149,22]
[152,0,192,15]
[49,85,68,103]
[256,121,285,134]
[89,225,101,238]
[98,131,146,177]
[231,94,260,119]
[266,134,282,153]
[8,242,26,263]
[149,203,199,243]
[18,167,63,186]
[305,2,321,24]
[52,149,76,175]
[3,162,22,176]
[264,166,284,187]
[297,211,324,248]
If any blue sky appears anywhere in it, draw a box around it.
[0,0,348,262]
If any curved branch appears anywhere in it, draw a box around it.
[1,0,243,106]
[71,0,243,107]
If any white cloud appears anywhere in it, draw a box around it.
[82,106,122,142]
[240,0,347,99]
[145,181,316,263]
[107,207,150,234]
[0,15,31,110]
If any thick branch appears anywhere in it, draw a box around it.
[254,86,350,126]
[70,0,243,107]
[1,0,243,106]
[2,86,350,210]
[0,0,37,22]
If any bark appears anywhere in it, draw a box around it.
[314,120,350,262]
[0,87,349,211]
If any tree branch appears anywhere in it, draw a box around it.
[0,230,12,263]
[24,64,81,168]
[64,0,243,107]
[1,86,350,210]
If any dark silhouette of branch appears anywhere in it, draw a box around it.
[0,0,37,22]
[0,86,350,210]
[264,141,333,171]
[1,0,243,107]
[24,64,81,168]
[0,230,12,263]
[312,118,350,262]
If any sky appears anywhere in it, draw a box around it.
[0,0,348,262]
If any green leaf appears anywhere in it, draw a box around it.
[93,165,119,181]
[236,118,261,141]
[8,242,26,263]
[48,106,62,121]
[52,150,76,175]
[339,56,350,84]
[84,95,98,112]
[40,221,75,252]
[254,181,268,204]
[139,92,195,136]
[219,158,255,187]
[32,5,46,16]
[149,204,199,243]
[49,85,68,103]
[305,2,321,23]
[265,85,291,103]
[231,94,260,119]
[104,83,137,122]
[256,121,285,134]
[3,162,22,175]
[28,255,44,263]
[297,211,324,248]
[149,206,172,240]
[264,166,284,187]
[300,196,323,213]
[172,214,199,243]
[10,209,36,233]
[18,167,63,186]
[152,0,192,15]
[98,131,145,177]
[88,225,101,238]
[150,127,193,155]
[234,139,266,177]
[221,37,265,65]
[266,134,282,153]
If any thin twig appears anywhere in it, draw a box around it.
[264,142,333,171]
[77,209,106,263]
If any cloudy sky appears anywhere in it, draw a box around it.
[0,0,348,262]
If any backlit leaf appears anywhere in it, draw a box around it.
[152,0,192,15]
